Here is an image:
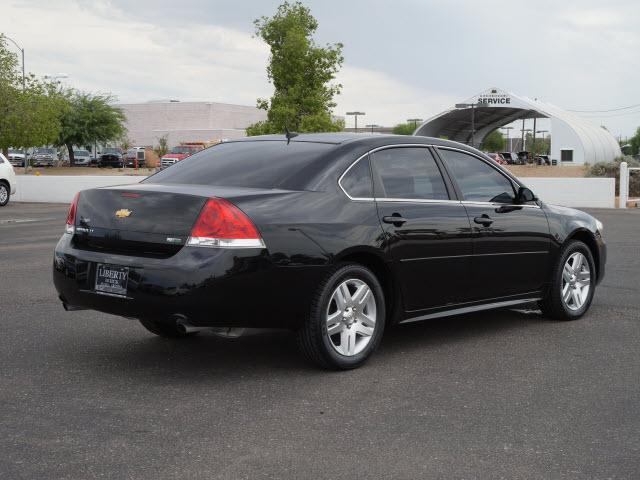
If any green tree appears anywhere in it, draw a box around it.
[392,123,415,135]
[56,91,126,165]
[0,34,63,156]
[629,127,640,156]
[246,1,344,135]
[153,134,169,159]
[481,129,505,152]
[524,132,551,155]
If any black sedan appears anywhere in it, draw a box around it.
[54,134,606,369]
[98,149,124,168]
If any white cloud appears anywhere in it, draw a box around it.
[0,0,455,128]
[336,66,457,127]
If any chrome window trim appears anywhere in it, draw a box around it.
[337,150,375,201]
[338,143,541,209]
[338,143,458,204]
[436,146,541,209]
[376,198,461,205]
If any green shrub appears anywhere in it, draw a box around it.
[587,156,640,196]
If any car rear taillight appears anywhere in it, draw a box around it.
[187,198,265,248]
[65,192,80,234]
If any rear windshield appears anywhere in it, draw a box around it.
[144,141,334,189]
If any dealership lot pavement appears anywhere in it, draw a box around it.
[1,202,639,479]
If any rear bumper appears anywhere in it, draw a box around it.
[53,234,327,329]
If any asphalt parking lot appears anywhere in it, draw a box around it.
[1,202,639,479]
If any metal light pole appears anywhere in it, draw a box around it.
[537,130,548,154]
[501,126,514,152]
[365,124,380,134]
[346,112,365,133]
[3,35,25,90]
[521,128,532,155]
[407,118,423,131]
[455,103,479,147]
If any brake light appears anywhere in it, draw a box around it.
[65,192,80,234]
[187,198,265,248]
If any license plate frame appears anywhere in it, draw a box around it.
[95,264,129,296]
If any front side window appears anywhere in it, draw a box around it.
[340,156,372,198]
[438,148,515,203]
[371,147,448,200]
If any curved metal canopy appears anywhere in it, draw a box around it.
[414,87,621,164]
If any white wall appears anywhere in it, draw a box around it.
[12,175,616,209]
[13,176,146,203]
[522,177,615,208]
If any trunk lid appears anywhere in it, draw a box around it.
[72,184,295,258]
[73,188,207,258]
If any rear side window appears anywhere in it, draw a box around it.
[340,156,372,198]
[371,147,449,200]
[144,141,334,189]
[438,148,515,203]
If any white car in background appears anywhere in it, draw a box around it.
[0,152,17,206]
[73,149,92,166]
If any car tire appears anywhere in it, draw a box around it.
[139,318,198,338]
[539,240,596,321]
[297,263,386,370]
[0,181,10,207]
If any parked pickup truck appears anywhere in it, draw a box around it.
[160,143,206,169]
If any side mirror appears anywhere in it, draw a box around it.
[516,186,537,204]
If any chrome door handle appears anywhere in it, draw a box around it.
[473,214,493,227]
[383,214,407,227]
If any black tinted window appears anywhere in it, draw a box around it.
[438,148,515,203]
[371,148,448,200]
[340,157,372,198]
[144,141,333,189]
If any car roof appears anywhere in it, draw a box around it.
[229,132,482,152]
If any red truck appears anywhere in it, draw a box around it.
[160,142,207,169]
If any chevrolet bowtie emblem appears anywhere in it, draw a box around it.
[115,209,132,218]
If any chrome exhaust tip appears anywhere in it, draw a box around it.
[174,315,211,334]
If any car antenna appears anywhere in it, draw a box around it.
[284,126,298,145]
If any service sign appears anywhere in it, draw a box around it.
[477,91,512,106]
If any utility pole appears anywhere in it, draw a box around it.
[365,124,381,134]
[346,112,366,133]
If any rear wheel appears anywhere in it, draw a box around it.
[297,263,385,370]
[0,182,9,206]
[539,240,595,320]
[139,318,197,338]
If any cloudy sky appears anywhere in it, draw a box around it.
[1,0,639,137]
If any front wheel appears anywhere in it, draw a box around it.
[297,263,386,370]
[539,240,596,320]
[0,182,10,206]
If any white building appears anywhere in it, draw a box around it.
[118,100,267,147]
[414,87,621,165]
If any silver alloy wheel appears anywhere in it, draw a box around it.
[0,184,7,204]
[326,278,377,356]
[561,252,591,311]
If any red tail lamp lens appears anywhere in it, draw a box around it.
[191,198,260,239]
[65,192,80,234]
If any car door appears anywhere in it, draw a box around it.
[436,147,551,301]
[370,146,473,312]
